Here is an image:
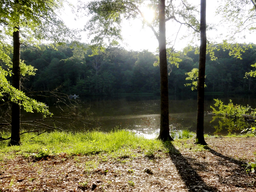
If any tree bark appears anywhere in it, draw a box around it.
[196,0,207,145]
[157,0,173,141]
[9,26,21,146]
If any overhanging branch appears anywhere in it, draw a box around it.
[173,16,199,33]
[250,0,256,10]
[129,3,159,41]
[0,130,46,141]
[165,16,174,22]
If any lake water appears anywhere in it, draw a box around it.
[15,94,256,138]
[64,94,256,138]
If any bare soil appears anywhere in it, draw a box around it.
[0,137,256,191]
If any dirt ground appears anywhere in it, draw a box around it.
[0,137,256,191]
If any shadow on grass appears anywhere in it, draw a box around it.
[163,141,218,192]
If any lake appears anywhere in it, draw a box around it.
[9,94,256,139]
[54,94,255,138]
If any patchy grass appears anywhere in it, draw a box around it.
[0,130,254,160]
[0,130,255,191]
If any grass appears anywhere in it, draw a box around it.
[0,129,255,161]
[0,130,165,160]
[171,129,196,139]
[1,130,255,191]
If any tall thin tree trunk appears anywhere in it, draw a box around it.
[9,26,21,146]
[158,0,173,141]
[196,0,207,145]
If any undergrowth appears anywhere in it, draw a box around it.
[0,130,165,160]
[0,129,254,162]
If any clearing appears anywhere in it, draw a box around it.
[0,137,255,191]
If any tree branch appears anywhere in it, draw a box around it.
[0,136,10,141]
[129,3,159,41]
[165,0,175,22]
[231,21,256,39]
[22,121,64,131]
[181,0,193,10]
[0,130,46,141]
[250,0,256,10]
[173,16,199,33]
[165,16,174,22]
[172,24,182,49]
[242,15,256,26]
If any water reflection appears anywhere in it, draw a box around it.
[130,128,159,139]
[2,95,255,138]
[81,95,256,137]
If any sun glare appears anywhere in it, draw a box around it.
[141,7,155,23]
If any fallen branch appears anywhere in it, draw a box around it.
[0,123,11,126]
[0,136,10,141]
[21,121,63,131]
[0,130,47,141]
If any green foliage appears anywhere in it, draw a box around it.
[128,180,135,187]
[0,41,12,67]
[167,49,182,68]
[251,127,256,135]
[152,49,183,75]
[86,0,125,48]
[0,0,73,44]
[0,66,52,117]
[19,60,37,76]
[144,142,155,157]
[35,147,52,159]
[185,68,199,91]
[206,44,219,61]
[211,99,256,117]
[247,154,256,173]
[245,63,256,78]
[0,0,74,118]
[210,99,256,134]
[221,41,250,60]
[211,116,249,135]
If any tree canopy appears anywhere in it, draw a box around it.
[0,0,73,117]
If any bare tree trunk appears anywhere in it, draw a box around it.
[196,0,207,145]
[158,0,173,141]
[9,26,21,146]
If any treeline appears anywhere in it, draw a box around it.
[18,43,256,96]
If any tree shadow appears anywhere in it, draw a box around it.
[205,146,256,189]
[163,142,218,192]
[205,146,245,166]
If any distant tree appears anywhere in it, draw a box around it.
[132,51,159,92]
[217,0,256,77]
